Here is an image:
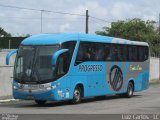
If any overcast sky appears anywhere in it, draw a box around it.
[0,0,160,36]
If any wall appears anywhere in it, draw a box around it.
[0,51,159,97]
[0,51,15,97]
[150,57,159,80]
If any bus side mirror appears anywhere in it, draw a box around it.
[6,49,18,65]
[52,49,69,65]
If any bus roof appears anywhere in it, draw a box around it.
[21,33,149,46]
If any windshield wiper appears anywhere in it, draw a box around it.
[31,70,40,82]
[30,47,41,82]
[20,73,28,83]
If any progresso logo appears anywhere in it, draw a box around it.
[109,65,123,91]
[78,64,102,72]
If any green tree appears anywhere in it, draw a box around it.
[0,27,11,37]
[96,18,160,56]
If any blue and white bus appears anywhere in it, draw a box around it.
[6,33,149,105]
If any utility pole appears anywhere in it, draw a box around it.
[9,40,11,49]
[40,10,44,33]
[159,13,160,80]
[159,13,160,34]
[85,10,89,34]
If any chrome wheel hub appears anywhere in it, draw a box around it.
[74,90,80,102]
[128,85,133,96]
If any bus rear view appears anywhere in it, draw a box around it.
[6,33,149,105]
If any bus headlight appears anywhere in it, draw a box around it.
[46,87,52,90]
[51,83,60,89]
[13,85,18,90]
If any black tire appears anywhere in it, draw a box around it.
[125,82,134,98]
[35,100,46,105]
[119,82,134,98]
[72,86,82,104]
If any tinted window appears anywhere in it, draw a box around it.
[104,44,111,61]
[109,44,127,61]
[76,42,92,62]
[75,41,148,64]
[110,44,118,61]
[128,46,138,61]
[119,45,127,61]
[144,47,149,60]
[94,43,106,61]
[138,46,149,61]
[61,41,76,59]
[75,42,107,64]
[56,41,76,75]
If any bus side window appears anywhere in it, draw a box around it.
[144,47,149,60]
[104,44,111,61]
[119,45,127,61]
[139,46,144,61]
[128,46,138,61]
[139,46,149,61]
[133,46,138,61]
[76,43,87,62]
[61,41,76,73]
[57,55,65,76]
[76,42,95,63]
[84,45,92,61]
[110,44,119,61]
[56,53,69,76]
[128,46,132,61]
[94,43,105,61]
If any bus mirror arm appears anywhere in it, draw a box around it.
[52,49,69,65]
[6,49,18,65]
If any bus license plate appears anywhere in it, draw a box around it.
[26,84,44,89]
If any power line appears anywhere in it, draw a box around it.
[0,4,86,33]
[0,15,85,21]
[90,19,105,27]
[0,4,113,22]
[90,16,111,23]
[0,4,40,11]
[0,15,40,20]
[0,4,86,16]
[0,4,113,33]
[0,4,112,23]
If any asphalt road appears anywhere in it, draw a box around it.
[0,84,160,115]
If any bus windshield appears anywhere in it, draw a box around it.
[14,45,59,84]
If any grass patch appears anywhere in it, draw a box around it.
[149,79,160,86]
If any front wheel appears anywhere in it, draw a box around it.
[72,86,82,104]
[35,100,46,105]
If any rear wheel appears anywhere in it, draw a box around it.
[119,82,134,98]
[72,86,82,104]
[125,82,134,98]
[35,100,46,105]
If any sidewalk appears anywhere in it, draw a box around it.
[0,95,19,103]
[0,95,13,100]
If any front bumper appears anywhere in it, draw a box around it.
[13,89,56,101]
[12,81,71,101]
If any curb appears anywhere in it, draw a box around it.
[0,99,19,103]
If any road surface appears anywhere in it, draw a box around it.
[0,84,160,114]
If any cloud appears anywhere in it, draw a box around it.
[111,2,134,19]
[110,1,158,22]
[64,1,108,33]
[0,0,159,36]
[59,23,70,32]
